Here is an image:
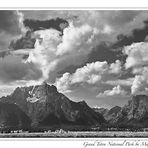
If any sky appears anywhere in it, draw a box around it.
[1,10,148,108]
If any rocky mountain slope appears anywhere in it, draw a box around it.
[113,95,148,127]
[93,108,109,119]
[2,82,148,129]
[105,106,121,122]
[0,82,106,128]
[93,95,148,128]
[0,102,30,129]
[93,106,121,123]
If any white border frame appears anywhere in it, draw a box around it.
[0,4,148,148]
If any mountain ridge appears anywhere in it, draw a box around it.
[1,82,148,130]
[93,94,148,128]
[0,82,106,129]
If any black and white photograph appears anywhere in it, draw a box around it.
[1,9,148,140]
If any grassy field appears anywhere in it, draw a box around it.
[1,131,148,137]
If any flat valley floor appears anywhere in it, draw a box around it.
[0,131,148,138]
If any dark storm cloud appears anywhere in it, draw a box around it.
[23,17,69,33]
[112,20,148,49]
[87,19,148,65]
[5,17,69,55]
[9,31,36,50]
[58,18,148,79]
[87,42,124,64]
[85,21,148,80]
[83,18,148,74]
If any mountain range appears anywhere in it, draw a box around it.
[0,82,105,130]
[1,82,148,130]
[93,95,148,128]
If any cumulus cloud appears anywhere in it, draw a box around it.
[1,10,148,98]
[97,85,127,97]
[22,10,148,41]
[55,60,122,92]
[18,10,148,84]
[123,42,148,96]
[26,21,109,82]
[55,72,72,93]
[123,42,148,69]
[123,42,148,95]
[56,22,98,56]
[131,67,148,95]
[131,75,145,95]
[2,10,148,107]
[10,10,148,86]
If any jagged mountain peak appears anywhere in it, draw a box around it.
[14,82,57,94]
[0,83,106,128]
[109,94,148,127]
[11,83,58,103]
